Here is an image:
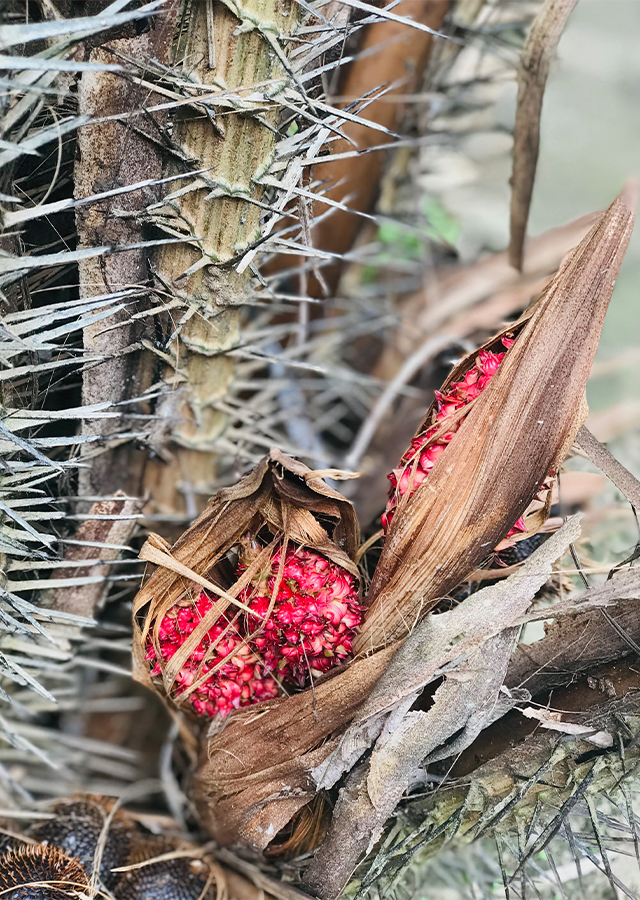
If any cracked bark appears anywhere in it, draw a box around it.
[76,3,178,496]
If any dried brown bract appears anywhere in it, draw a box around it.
[357,190,635,653]
[133,449,361,720]
[192,642,394,851]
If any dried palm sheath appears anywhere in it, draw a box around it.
[132,189,635,862]
[357,190,635,653]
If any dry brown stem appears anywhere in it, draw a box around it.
[44,492,142,618]
[308,0,449,294]
[76,6,178,496]
[454,656,640,778]
[576,424,640,510]
[453,573,640,776]
[509,0,578,270]
[507,577,640,699]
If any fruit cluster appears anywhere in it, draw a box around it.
[242,546,363,687]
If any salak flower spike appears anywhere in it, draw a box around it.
[382,336,528,548]
[359,192,635,655]
[135,450,362,728]
[145,592,278,719]
[239,543,364,687]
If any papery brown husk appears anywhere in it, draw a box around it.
[356,190,635,654]
[132,449,398,850]
[132,449,361,718]
[193,644,396,851]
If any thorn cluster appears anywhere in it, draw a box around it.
[382,337,527,547]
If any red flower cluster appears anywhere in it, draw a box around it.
[145,546,363,718]
[382,337,527,546]
[145,592,278,719]
[241,546,364,687]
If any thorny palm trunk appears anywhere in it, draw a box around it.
[144,0,297,514]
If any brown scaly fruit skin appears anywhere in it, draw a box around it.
[116,837,218,900]
[22,796,219,900]
[27,796,132,891]
[0,844,88,900]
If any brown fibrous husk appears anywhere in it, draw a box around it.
[132,450,395,850]
[132,449,361,720]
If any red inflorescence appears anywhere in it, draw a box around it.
[145,546,364,719]
[240,545,364,687]
[382,337,527,546]
[145,592,279,719]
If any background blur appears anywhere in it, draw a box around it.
[533,0,640,414]
[437,0,640,415]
